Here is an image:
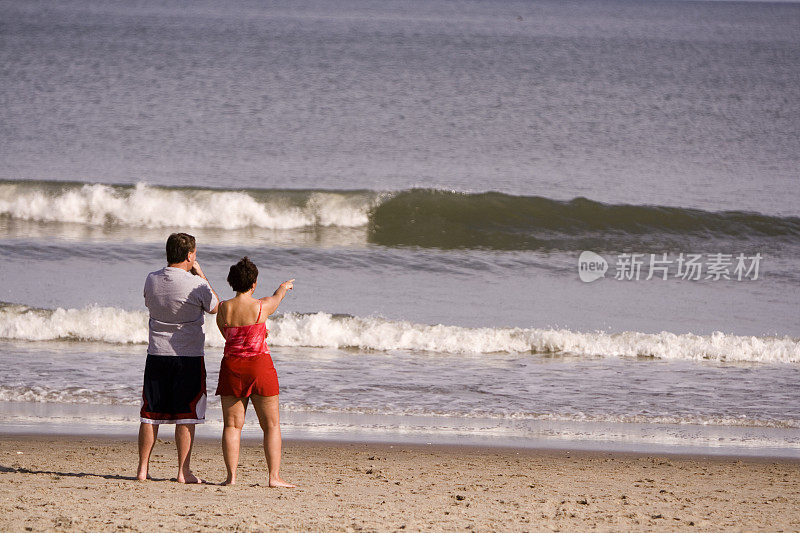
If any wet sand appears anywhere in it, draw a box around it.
[0,435,798,531]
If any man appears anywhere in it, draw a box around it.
[137,232,219,483]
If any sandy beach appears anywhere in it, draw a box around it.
[0,435,798,531]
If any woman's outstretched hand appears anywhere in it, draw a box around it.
[262,279,295,316]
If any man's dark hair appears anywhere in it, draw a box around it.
[227,256,259,293]
[166,233,196,264]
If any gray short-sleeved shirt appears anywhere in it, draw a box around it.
[144,267,218,357]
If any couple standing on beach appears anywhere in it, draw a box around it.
[136,232,295,487]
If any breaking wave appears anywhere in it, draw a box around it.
[0,180,379,230]
[1,180,799,250]
[0,302,797,364]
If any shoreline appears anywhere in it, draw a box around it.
[4,432,800,465]
[2,399,799,460]
[1,434,799,531]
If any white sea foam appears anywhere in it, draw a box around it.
[0,388,796,432]
[0,182,377,229]
[0,385,132,405]
[0,303,798,364]
[269,312,800,363]
[278,402,800,429]
[0,304,150,344]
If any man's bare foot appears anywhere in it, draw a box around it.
[268,477,296,488]
[221,478,236,486]
[177,471,204,484]
[136,471,151,481]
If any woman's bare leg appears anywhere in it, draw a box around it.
[251,394,295,487]
[137,422,159,480]
[221,396,248,485]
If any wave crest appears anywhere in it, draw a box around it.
[0,181,378,229]
[368,189,800,250]
[0,303,797,364]
[2,181,800,250]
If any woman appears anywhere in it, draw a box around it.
[215,256,295,487]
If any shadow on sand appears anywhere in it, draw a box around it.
[0,464,169,482]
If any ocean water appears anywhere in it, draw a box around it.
[0,0,799,456]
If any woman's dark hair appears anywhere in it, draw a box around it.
[166,233,196,264]
[227,256,258,293]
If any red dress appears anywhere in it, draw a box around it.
[215,302,280,398]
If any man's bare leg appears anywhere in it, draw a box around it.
[137,422,159,481]
[175,423,203,483]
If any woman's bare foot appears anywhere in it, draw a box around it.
[221,477,236,486]
[268,476,296,488]
[177,471,204,484]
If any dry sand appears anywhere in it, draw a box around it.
[0,435,798,531]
